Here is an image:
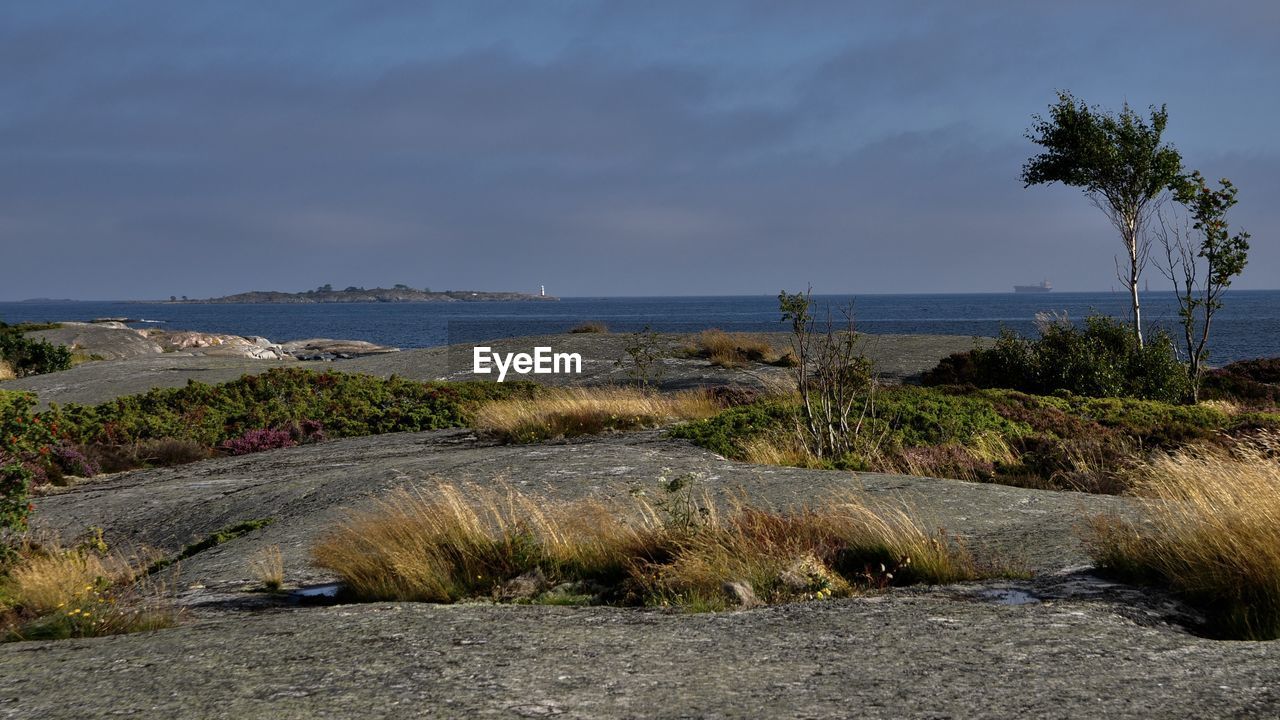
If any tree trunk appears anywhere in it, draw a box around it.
[1126,219,1145,349]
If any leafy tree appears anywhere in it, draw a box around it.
[1022,91,1184,348]
[1157,172,1250,401]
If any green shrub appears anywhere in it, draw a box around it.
[45,368,538,449]
[923,316,1189,402]
[668,401,795,459]
[1,392,58,535]
[0,323,72,379]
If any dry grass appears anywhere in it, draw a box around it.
[740,432,824,469]
[569,321,609,334]
[313,483,986,610]
[1,543,177,641]
[0,360,14,381]
[693,330,781,368]
[313,484,665,603]
[473,387,720,442]
[1086,433,1280,639]
[249,545,285,591]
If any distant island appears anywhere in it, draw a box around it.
[169,285,557,304]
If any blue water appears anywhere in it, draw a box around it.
[2,291,1278,364]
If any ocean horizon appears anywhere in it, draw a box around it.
[4,290,1278,364]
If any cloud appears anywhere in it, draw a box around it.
[0,1,1276,299]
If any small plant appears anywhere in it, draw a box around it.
[249,545,285,591]
[0,322,72,378]
[631,470,712,532]
[569,321,608,334]
[616,325,667,388]
[779,288,877,461]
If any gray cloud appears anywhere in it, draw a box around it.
[1,1,1276,299]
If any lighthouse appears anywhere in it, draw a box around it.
[540,285,545,297]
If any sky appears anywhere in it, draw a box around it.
[1,1,1276,299]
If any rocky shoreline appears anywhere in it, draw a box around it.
[4,328,1278,719]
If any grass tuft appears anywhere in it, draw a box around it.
[1086,433,1280,639]
[473,387,720,442]
[1,542,177,641]
[692,330,780,368]
[249,545,285,591]
[313,483,989,610]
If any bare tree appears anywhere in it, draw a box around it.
[779,288,875,460]
[1155,172,1250,401]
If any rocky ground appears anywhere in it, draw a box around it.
[3,331,1277,719]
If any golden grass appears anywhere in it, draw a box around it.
[1,543,177,641]
[693,329,780,368]
[313,483,985,610]
[473,387,720,442]
[0,360,14,381]
[249,545,285,591]
[740,432,823,469]
[1086,433,1280,639]
[313,484,665,603]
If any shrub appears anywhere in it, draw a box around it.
[0,322,72,378]
[569,321,608,334]
[219,428,298,456]
[923,316,1189,402]
[1086,435,1280,639]
[45,368,537,449]
[1,392,59,535]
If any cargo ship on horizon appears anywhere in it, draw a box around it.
[1013,280,1052,293]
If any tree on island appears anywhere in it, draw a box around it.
[393,284,410,290]
[1156,171,1251,401]
[1022,91,1184,348]
[317,284,333,293]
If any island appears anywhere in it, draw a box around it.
[170,285,557,303]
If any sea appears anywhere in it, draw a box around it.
[2,291,1278,364]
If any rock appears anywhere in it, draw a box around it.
[28,322,162,361]
[281,338,399,358]
[722,580,762,609]
[147,331,286,360]
[499,568,550,601]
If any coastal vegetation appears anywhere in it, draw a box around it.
[1,369,539,540]
[313,481,991,610]
[1,535,177,642]
[473,387,719,443]
[686,329,793,369]
[921,314,1189,402]
[0,322,71,380]
[1086,435,1280,639]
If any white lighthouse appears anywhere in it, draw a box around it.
[540,285,546,297]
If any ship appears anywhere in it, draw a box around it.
[1013,280,1053,293]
